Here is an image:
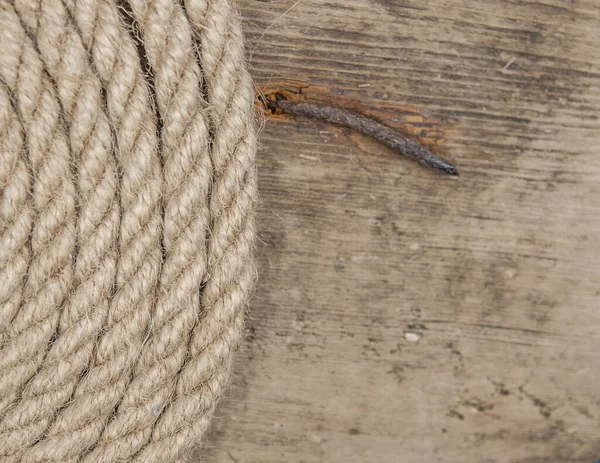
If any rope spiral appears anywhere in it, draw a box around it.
[0,0,257,459]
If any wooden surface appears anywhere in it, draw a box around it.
[197,1,600,462]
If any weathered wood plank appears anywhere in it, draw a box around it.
[195,1,600,462]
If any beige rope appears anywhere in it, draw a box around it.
[1,0,120,456]
[0,1,77,449]
[0,83,31,352]
[136,1,258,460]
[0,0,256,460]
[22,0,164,458]
[84,0,213,460]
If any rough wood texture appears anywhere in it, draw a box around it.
[197,1,600,462]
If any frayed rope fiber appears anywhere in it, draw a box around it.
[0,0,257,460]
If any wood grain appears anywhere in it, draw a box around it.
[195,1,600,462]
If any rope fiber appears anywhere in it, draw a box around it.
[0,0,257,460]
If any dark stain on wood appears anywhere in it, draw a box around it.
[258,79,449,159]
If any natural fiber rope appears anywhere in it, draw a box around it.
[0,0,257,459]
[0,1,78,431]
[2,0,120,457]
[0,83,31,353]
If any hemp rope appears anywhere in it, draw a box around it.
[0,0,257,460]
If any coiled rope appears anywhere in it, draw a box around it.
[0,0,257,460]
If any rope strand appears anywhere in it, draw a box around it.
[23,0,164,458]
[136,1,257,459]
[1,0,120,456]
[0,83,31,352]
[0,3,77,459]
[0,0,256,461]
[82,0,214,458]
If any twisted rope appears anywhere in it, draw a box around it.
[22,0,164,458]
[137,1,257,460]
[0,83,31,351]
[0,0,120,457]
[0,1,77,447]
[0,0,256,460]
[84,0,213,460]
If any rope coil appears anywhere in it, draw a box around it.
[0,0,257,460]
